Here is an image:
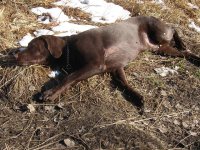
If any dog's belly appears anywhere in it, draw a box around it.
[104,42,142,70]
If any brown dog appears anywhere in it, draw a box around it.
[1,16,200,110]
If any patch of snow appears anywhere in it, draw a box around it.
[151,0,164,4]
[33,29,55,37]
[18,47,27,51]
[54,0,130,23]
[18,33,34,47]
[151,0,169,10]
[154,66,179,77]
[31,7,70,24]
[52,22,96,35]
[189,21,200,33]
[19,0,131,48]
[187,3,199,9]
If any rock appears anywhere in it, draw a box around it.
[175,103,183,109]
[158,125,168,133]
[57,102,64,109]
[27,104,35,113]
[182,122,189,128]
[63,138,75,147]
[44,106,55,113]
[173,119,180,125]
[190,131,197,136]
[29,85,36,91]
[161,90,167,96]
[163,100,171,108]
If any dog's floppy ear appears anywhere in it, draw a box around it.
[42,35,65,58]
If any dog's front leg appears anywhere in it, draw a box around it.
[42,64,102,101]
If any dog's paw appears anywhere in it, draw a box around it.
[42,90,58,101]
[135,96,144,115]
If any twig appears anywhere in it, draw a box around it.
[8,116,33,139]
[0,118,11,127]
[29,132,65,150]
[26,127,40,149]
[30,139,61,150]
[95,110,191,128]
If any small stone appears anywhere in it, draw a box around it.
[29,85,36,91]
[43,116,49,121]
[173,119,180,125]
[194,106,199,111]
[63,138,75,147]
[182,122,189,128]
[27,104,35,113]
[175,103,183,109]
[78,126,85,133]
[133,72,139,77]
[44,106,55,113]
[144,109,151,113]
[163,100,171,108]
[158,125,168,133]
[144,57,149,61]
[193,120,199,125]
[57,102,64,109]
[190,131,197,136]
[161,90,167,96]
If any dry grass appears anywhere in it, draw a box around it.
[0,0,200,149]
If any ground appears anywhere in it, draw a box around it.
[0,0,200,149]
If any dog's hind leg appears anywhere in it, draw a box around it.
[111,67,144,112]
[172,30,187,51]
[156,44,200,66]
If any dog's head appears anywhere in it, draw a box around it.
[15,35,66,65]
[147,17,174,45]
